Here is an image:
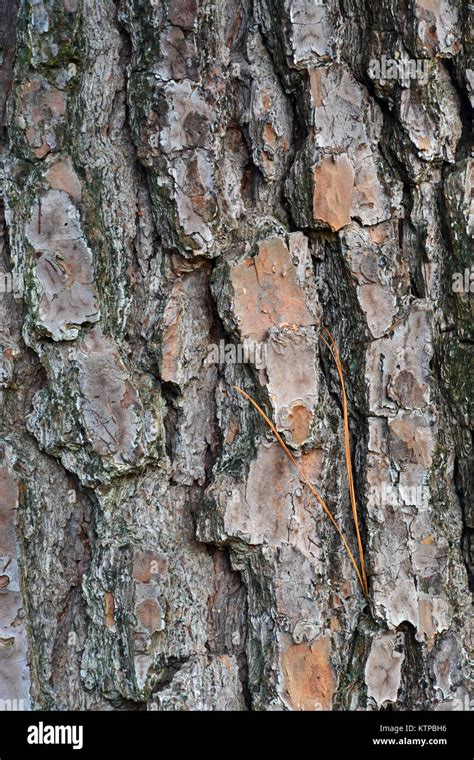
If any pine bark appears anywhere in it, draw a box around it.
[0,0,472,711]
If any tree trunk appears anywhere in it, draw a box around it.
[0,0,472,711]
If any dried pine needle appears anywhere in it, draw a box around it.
[320,327,368,597]
[233,383,368,597]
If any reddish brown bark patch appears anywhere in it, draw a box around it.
[287,403,312,446]
[136,598,162,634]
[104,593,115,629]
[133,550,168,583]
[230,236,314,342]
[389,418,435,467]
[168,0,197,30]
[45,157,82,201]
[387,369,427,409]
[312,154,354,231]
[282,635,336,710]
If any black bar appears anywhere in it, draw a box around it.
[0,709,470,758]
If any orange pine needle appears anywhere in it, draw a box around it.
[320,327,368,597]
[233,385,367,596]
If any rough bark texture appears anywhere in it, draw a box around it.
[0,0,472,711]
